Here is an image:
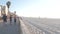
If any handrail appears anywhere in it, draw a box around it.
[22,19,45,34]
[22,19,58,34]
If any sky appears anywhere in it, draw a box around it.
[0,0,60,18]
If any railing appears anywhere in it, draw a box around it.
[19,17,60,34]
[24,20,46,34]
[19,18,45,34]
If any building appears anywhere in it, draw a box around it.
[0,5,17,18]
[0,5,8,16]
[0,5,2,16]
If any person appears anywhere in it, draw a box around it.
[14,15,16,25]
[14,15,16,23]
[2,14,7,22]
[14,11,17,25]
[10,15,12,23]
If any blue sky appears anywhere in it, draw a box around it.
[0,0,60,18]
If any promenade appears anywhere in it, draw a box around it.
[0,18,22,34]
[0,17,60,34]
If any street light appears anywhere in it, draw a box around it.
[6,1,11,18]
[6,1,11,9]
[6,1,11,14]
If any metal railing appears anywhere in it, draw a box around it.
[20,18,45,34]
[19,17,60,34]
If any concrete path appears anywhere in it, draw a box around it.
[0,18,22,34]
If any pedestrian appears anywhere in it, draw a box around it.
[14,15,16,23]
[14,11,17,25]
[10,15,12,24]
[2,14,7,22]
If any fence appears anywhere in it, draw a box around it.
[20,18,45,34]
[19,17,60,34]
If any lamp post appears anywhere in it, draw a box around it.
[6,1,11,19]
[6,1,11,15]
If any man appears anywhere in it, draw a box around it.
[14,11,16,24]
[10,15,12,24]
[2,14,7,22]
[14,15,16,23]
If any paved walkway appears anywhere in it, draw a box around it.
[0,18,22,34]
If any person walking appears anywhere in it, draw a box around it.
[14,15,16,25]
[14,15,16,23]
[14,11,16,25]
[2,14,7,23]
[10,15,12,24]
